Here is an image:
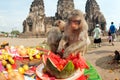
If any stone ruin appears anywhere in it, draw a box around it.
[21,0,45,38]
[21,0,106,37]
[55,0,74,21]
[85,0,106,35]
[45,0,75,33]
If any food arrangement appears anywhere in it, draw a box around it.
[0,42,102,80]
[0,44,45,80]
[36,52,89,80]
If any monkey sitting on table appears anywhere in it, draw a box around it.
[47,20,66,54]
[57,9,91,58]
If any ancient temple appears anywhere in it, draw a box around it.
[44,0,75,32]
[85,0,106,35]
[21,0,106,37]
[22,0,45,37]
[55,0,74,21]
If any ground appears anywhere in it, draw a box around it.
[0,36,120,80]
[86,36,120,80]
[0,37,47,47]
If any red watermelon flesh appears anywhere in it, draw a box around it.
[67,53,89,69]
[76,74,88,80]
[42,52,68,71]
[42,52,88,71]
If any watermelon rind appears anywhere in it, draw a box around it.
[46,58,75,79]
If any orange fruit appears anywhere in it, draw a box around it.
[18,67,25,74]
[35,54,40,59]
[2,60,7,66]
[6,64,12,70]
[8,57,15,64]
[23,64,29,71]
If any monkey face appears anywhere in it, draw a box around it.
[54,20,65,32]
[69,15,81,30]
[69,20,81,30]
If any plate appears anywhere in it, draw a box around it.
[36,63,84,80]
[2,69,18,74]
[24,75,35,80]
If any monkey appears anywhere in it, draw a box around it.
[113,50,120,63]
[54,20,65,33]
[47,20,66,54]
[57,9,91,58]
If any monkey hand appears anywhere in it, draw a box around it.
[57,46,64,53]
[57,39,66,53]
[63,48,73,58]
[62,40,89,58]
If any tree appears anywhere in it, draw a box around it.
[11,30,20,37]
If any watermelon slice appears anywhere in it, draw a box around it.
[46,58,75,79]
[42,52,75,78]
[42,52,89,79]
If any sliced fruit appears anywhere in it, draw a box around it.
[46,58,75,79]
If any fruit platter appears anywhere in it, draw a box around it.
[35,50,102,80]
[35,51,89,80]
[0,43,46,80]
[36,63,84,80]
[0,42,102,80]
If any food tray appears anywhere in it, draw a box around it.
[36,63,84,80]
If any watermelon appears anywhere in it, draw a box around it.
[46,58,75,79]
[42,52,89,79]
[42,52,67,68]
[67,53,89,69]
[42,52,75,79]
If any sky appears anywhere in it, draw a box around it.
[0,0,120,33]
